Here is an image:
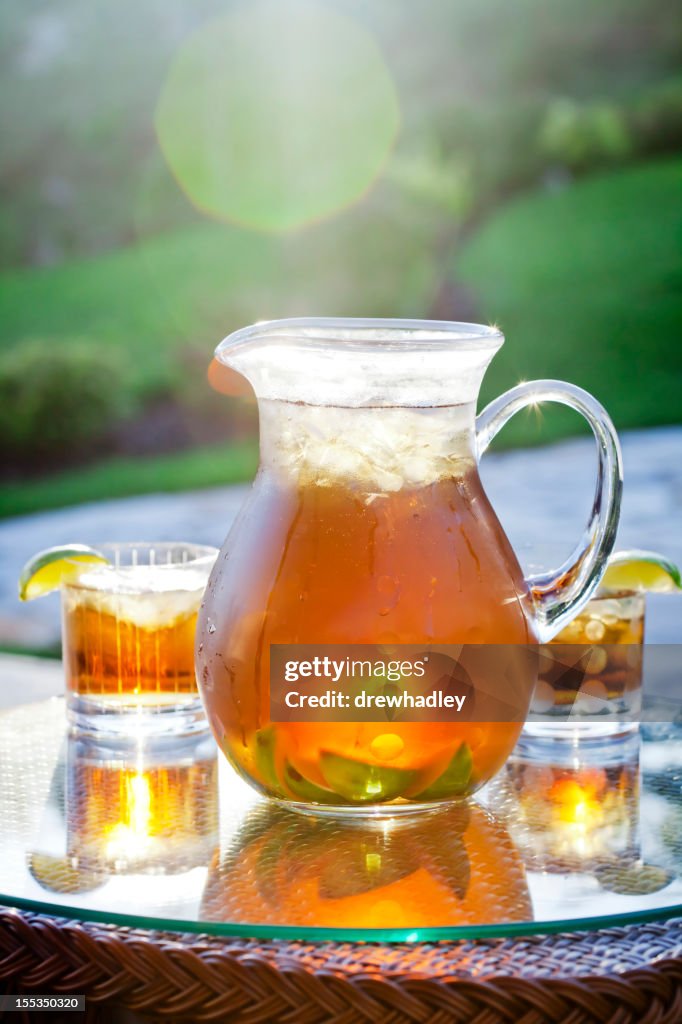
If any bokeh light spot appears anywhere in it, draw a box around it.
[155,0,400,232]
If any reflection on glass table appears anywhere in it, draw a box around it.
[202,802,530,930]
[488,730,642,873]
[65,732,218,875]
[1,699,681,939]
[26,726,218,916]
[485,726,677,916]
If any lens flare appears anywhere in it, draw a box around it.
[155,0,400,232]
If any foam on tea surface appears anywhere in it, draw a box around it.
[72,566,208,629]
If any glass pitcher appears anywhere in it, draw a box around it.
[196,318,622,816]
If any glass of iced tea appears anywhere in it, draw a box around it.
[62,542,217,735]
[523,586,644,743]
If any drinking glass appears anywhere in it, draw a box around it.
[61,542,217,735]
[522,586,644,747]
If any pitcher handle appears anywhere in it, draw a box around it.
[476,379,623,642]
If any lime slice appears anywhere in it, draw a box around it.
[283,761,341,804]
[18,544,109,601]
[319,751,416,803]
[253,727,279,790]
[412,742,473,802]
[601,550,682,594]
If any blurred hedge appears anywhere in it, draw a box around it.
[0,336,259,475]
[389,76,682,220]
[0,339,131,467]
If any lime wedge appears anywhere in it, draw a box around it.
[412,742,473,802]
[601,550,681,594]
[283,761,341,804]
[319,751,416,803]
[18,544,109,601]
[253,726,282,793]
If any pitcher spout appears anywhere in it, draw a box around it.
[215,317,503,408]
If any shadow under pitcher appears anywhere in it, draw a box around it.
[196,318,623,817]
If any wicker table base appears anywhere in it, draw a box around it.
[1,907,681,1024]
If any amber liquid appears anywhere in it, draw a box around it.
[197,402,536,807]
[202,803,531,928]
[535,592,644,717]
[500,756,640,872]
[67,751,218,873]
[62,585,201,705]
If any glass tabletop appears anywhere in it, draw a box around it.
[1,698,681,942]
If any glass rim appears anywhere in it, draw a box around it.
[217,316,505,361]
[62,541,218,591]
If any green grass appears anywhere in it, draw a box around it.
[0,195,440,519]
[0,205,439,397]
[0,642,61,659]
[0,440,258,519]
[0,224,274,394]
[455,156,682,446]
[1,157,680,518]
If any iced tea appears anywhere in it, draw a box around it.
[532,590,644,723]
[62,542,216,732]
[197,402,537,809]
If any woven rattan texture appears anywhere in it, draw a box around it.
[1,908,681,1023]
